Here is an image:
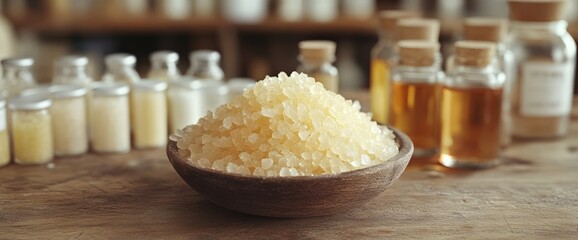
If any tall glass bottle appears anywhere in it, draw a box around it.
[440,41,506,168]
[148,50,181,81]
[102,53,141,84]
[507,0,576,139]
[186,50,224,82]
[370,10,419,124]
[1,57,36,98]
[390,40,443,157]
[53,55,93,87]
[463,17,514,145]
[297,40,339,92]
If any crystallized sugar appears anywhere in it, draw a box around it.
[177,72,399,176]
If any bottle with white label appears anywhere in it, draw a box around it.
[508,0,577,139]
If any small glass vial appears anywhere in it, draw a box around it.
[168,78,227,133]
[1,57,36,98]
[132,80,168,148]
[371,10,419,124]
[186,50,224,82]
[102,53,141,84]
[53,55,93,87]
[507,0,576,139]
[297,40,339,92]
[9,95,53,165]
[463,17,515,146]
[147,50,181,81]
[0,100,9,167]
[390,40,443,157]
[49,85,88,157]
[440,41,506,168]
[90,83,131,153]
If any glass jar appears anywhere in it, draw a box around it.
[1,57,36,98]
[102,53,141,84]
[462,17,515,146]
[507,0,576,139]
[9,95,53,165]
[90,83,131,153]
[370,10,420,124]
[297,40,339,92]
[49,85,88,156]
[390,40,443,157]
[53,55,93,87]
[186,50,224,82]
[168,78,227,133]
[0,100,9,167]
[132,80,168,149]
[440,41,506,168]
[147,50,181,81]
[227,78,256,100]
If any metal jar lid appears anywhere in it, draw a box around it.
[105,53,137,67]
[91,82,130,96]
[150,51,179,63]
[169,77,222,91]
[9,94,52,110]
[1,57,34,68]
[133,79,168,92]
[56,55,89,67]
[19,85,51,98]
[189,50,220,62]
[49,84,88,98]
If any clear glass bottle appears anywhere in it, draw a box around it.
[132,80,168,149]
[297,40,339,92]
[370,10,419,124]
[1,57,36,98]
[53,55,93,87]
[9,95,53,165]
[507,0,576,139]
[462,17,515,146]
[102,53,141,84]
[186,50,224,82]
[0,99,9,167]
[147,50,181,81]
[48,85,88,157]
[390,40,443,157]
[90,83,131,153]
[440,41,506,168]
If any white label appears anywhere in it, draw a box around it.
[0,107,5,131]
[521,62,575,116]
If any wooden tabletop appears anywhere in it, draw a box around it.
[1,91,577,239]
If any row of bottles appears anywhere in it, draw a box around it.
[0,50,255,167]
[371,0,576,168]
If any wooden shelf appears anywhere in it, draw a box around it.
[7,15,377,35]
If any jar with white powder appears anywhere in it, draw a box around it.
[90,83,131,153]
[49,85,88,156]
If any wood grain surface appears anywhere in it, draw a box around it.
[1,91,577,239]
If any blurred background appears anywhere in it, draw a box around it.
[0,0,577,91]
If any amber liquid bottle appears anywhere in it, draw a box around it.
[390,40,443,157]
[370,10,420,124]
[440,41,506,168]
[507,0,576,139]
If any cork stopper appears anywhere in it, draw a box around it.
[463,18,507,42]
[377,10,421,32]
[398,40,440,67]
[455,41,496,67]
[396,19,440,42]
[508,0,565,22]
[299,40,336,62]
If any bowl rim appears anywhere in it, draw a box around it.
[167,126,414,181]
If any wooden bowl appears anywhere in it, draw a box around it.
[166,127,413,218]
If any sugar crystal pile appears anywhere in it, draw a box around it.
[176,72,399,177]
